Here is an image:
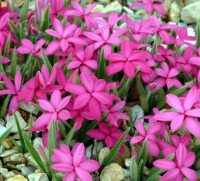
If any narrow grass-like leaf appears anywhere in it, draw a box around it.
[9,20,20,41]
[14,113,27,153]
[11,48,17,77]
[0,95,11,118]
[65,125,75,146]
[20,0,29,23]
[196,18,200,47]
[102,128,130,168]
[146,168,164,181]
[138,160,144,181]
[139,140,147,163]
[41,5,50,31]
[48,121,56,159]
[41,48,52,71]
[24,137,47,172]
[119,78,131,99]
[21,53,33,76]
[130,156,138,181]
[4,35,11,57]
[97,50,106,79]
[0,127,12,145]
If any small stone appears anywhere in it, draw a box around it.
[0,160,2,168]
[103,1,122,13]
[0,150,18,157]
[24,153,38,168]
[6,111,27,133]
[114,145,131,166]
[16,164,26,170]
[4,163,17,170]
[3,138,14,149]
[33,138,43,150]
[0,175,3,181]
[6,175,28,181]
[100,163,125,181]
[162,0,171,13]
[28,172,49,181]
[181,1,200,24]
[0,168,20,179]
[99,147,110,165]
[130,105,144,124]
[0,125,7,137]
[125,158,131,167]
[3,153,27,164]
[21,166,35,176]
[19,103,39,115]
[0,145,4,154]
[169,2,181,22]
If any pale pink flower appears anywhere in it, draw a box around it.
[151,62,182,90]
[51,143,100,181]
[131,0,166,15]
[153,143,196,181]
[65,72,113,120]
[84,25,126,57]
[106,40,151,78]
[31,90,71,132]
[154,87,200,138]
[0,71,22,115]
[130,122,161,157]
[46,18,86,54]
[67,45,98,72]
[158,134,191,157]
[17,39,46,57]
[87,123,128,148]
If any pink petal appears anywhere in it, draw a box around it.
[181,167,196,181]
[73,143,84,166]
[87,129,106,140]
[38,99,55,112]
[22,39,34,50]
[184,117,200,138]
[65,83,87,95]
[190,57,200,66]
[124,61,134,78]
[17,47,32,54]
[186,109,200,117]
[153,159,176,170]
[79,160,100,172]
[63,25,77,38]
[46,40,60,55]
[161,169,181,181]
[57,96,71,110]
[14,71,22,92]
[184,87,198,111]
[46,29,61,38]
[50,90,61,108]
[106,62,124,76]
[68,61,81,70]
[3,75,15,90]
[111,101,125,112]
[35,39,46,52]
[51,163,73,173]
[154,112,179,121]
[63,172,76,181]
[58,110,71,120]
[8,96,18,115]
[73,93,91,109]
[135,122,146,136]
[75,167,92,181]
[170,115,184,132]
[166,94,184,113]
[71,0,83,12]
[184,152,195,167]
[80,72,93,93]
[147,140,160,157]
[130,136,144,144]
[92,92,112,105]
[53,18,63,36]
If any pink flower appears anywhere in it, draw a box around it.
[17,39,46,57]
[106,40,151,78]
[87,123,127,148]
[31,90,71,132]
[0,71,22,115]
[51,143,100,181]
[0,13,10,48]
[189,47,200,66]
[156,45,175,64]
[83,25,126,58]
[0,2,10,17]
[64,0,105,29]
[158,134,191,157]
[153,144,196,181]
[1,56,10,64]
[65,72,113,120]
[154,87,200,138]
[46,18,86,54]
[103,101,130,127]
[151,62,182,90]
[67,45,98,72]
[131,0,166,15]
[131,122,161,157]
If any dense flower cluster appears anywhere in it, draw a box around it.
[1,0,200,180]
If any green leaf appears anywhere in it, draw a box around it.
[139,140,147,163]
[9,20,20,41]
[14,113,27,153]
[4,35,11,57]
[146,168,164,181]
[11,48,17,77]
[101,128,130,168]
[21,53,33,76]
[196,17,200,48]
[24,137,47,172]
[97,50,106,79]
[130,156,138,181]
[65,125,75,146]
[0,95,11,118]
[0,127,12,145]
[138,160,144,181]
[20,0,29,23]
[41,5,50,31]
[48,121,57,160]
[41,48,52,71]
[151,35,159,54]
